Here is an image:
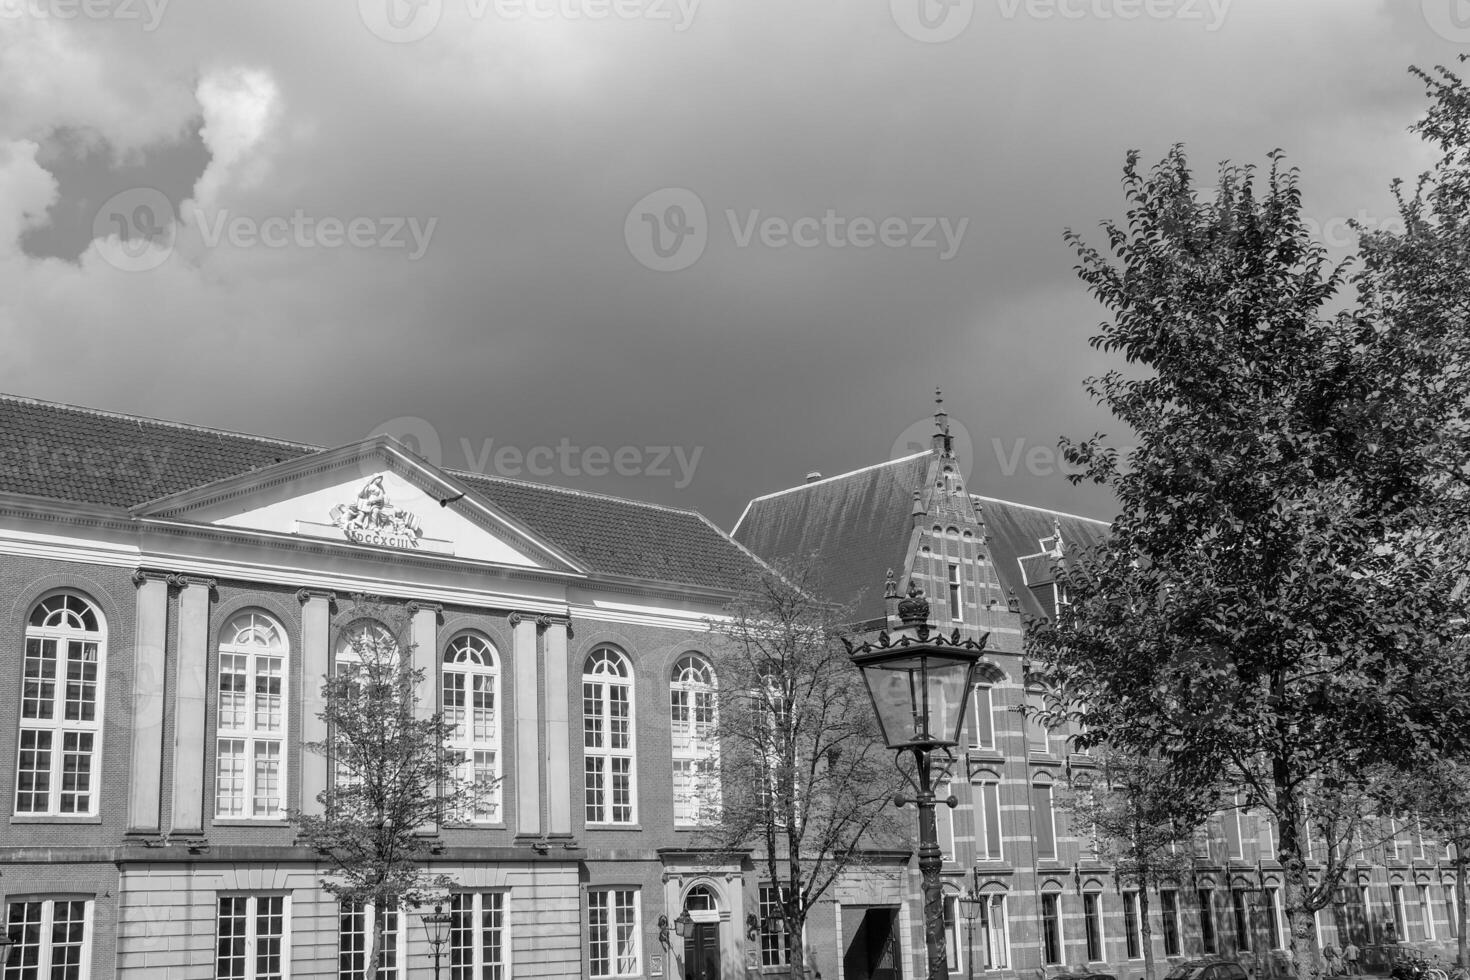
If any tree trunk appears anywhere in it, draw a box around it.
[366,902,385,980]
[1456,854,1467,969]
[1142,885,1158,980]
[1273,763,1320,980]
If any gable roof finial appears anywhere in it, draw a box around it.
[932,387,954,456]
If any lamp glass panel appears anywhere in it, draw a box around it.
[859,652,976,748]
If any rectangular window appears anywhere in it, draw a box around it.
[1259,814,1275,860]
[1415,819,1427,861]
[1387,820,1401,862]
[1032,782,1056,860]
[588,889,640,978]
[450,892,507,980]
[977,780,1003,861]
[338,901,400,980]
[970,686,995,750]
[5,898,89,980]
[1123,891,1142,959]
[1266,888,1284,950]
[1224,805,1243,860]
[1161,889,1181,956]
[980,895,1009,970]
[1041,893,1063,965]
[1418,884,1435,941]
[1198,889,1217,954]
[759,886,789,968]
[945,895,962,975]
[1232,890,1252,953]
[948,565,963,622]
[217,894,287,980]
[1447,885,1459,939]
[1026,692,1049,754]
[1083,893,1104,962]
[1392,884,1408,942]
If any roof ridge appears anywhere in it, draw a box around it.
[0,392,321,454]
[450,468,712,521]
[969,493,1110,526]
[742,450,933,507]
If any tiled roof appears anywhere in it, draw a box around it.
[972,495,1110,620]
[0,394,765,593]
[731,453,931,622]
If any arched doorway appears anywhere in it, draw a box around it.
[683,885,721,980]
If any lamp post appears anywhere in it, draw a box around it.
[958,882,983,980]
[419,903,453,980]
[847,579,989,980]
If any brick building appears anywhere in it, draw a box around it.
[732,404,1466,980]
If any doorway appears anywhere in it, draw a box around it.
[683,885,721,980]
[842,906,902,980]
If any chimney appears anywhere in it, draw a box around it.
[805,472,822,483]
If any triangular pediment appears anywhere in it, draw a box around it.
[132,438,583,572]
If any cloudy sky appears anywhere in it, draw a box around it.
[0,0,1459,528]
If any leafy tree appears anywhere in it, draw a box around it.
[694,560,907,980]
[290,602,494,978]
[1059,748,1215,980]
[1028,133,1470,978]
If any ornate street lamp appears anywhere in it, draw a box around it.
[957,884,983,980]
[847,579,989,980]
[419,904,453,980]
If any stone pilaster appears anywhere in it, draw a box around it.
[126,569,170,834]
[297,589,335,817]
[511,612,541,837]
[169,575,215,834]
[542,618,572,836]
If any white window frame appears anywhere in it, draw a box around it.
[217,893,291,980]
[1225,801,1244,860]
[1267,887,1287,950]
[1124,890,1143,959]
[1025,690,1050,755]
[1392,884,1409,941]
[1040,891,1065,965]
[975,776,1003,862]
[970,685,995,750]
[1199,888,1218,954]
[588,888,641,978]
[760,885,791,968]
[1083,891,1106,963]
[948,564,963,622]
[449,891,509,980]
[670,653,718,827]
[15,593,105,817]
[338,899,404,980]
[1161,888,1182,956]
[4,896,92,978]
[944,894,963,976]
[979,894,1010,971]
[1032,778,1057,860]
[938,778,956,864]
[216,610,288,821]
[583,647,637,825]
[442,632,502,824]
[1418,884,1435,941]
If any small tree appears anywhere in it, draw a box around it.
[1383,759,1470,967]
[290,603,495,978]
[1059,748,1215,980]
[695,560,907,979]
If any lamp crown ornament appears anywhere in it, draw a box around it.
[897,580,930,626]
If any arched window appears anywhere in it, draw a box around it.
[583,646,635,824]
[670,654,718,826]
[333,620,397,790]
[216,610,288,819]
[443,632,501,823]
[16,593,105,815]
